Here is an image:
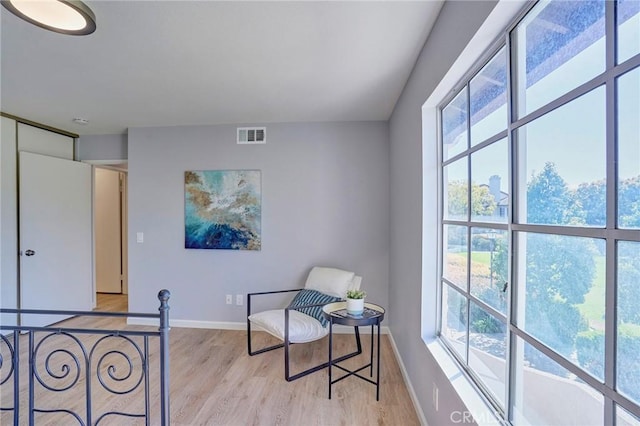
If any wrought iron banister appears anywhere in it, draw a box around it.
[0,289,171,426]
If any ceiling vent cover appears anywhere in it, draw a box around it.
[237,127,266,144]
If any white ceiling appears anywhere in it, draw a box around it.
[1,1,443,136]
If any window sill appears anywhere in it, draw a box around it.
[425,337,504,426]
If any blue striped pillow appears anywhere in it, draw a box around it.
[289,289,341,327]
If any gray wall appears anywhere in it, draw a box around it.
[78,133,128,161]
[388,1,498,425]
[127,121,389,321]
[75,2,499,421]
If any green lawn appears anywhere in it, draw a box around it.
[453,251,491,264]
[471,252,492,264]
[452,252,640,332]
[579,257,640,335]
[578,256,606,330]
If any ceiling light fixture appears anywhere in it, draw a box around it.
[1,0,96,35]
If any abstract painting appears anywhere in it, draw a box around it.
[185,170,261,250]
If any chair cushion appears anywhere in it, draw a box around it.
[289,289,341,327]
[249,309,329,343]
[304,266,355,298]
[349,275,362,292]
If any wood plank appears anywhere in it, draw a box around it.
[1,312,419,425]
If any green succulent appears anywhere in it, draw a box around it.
[346,289,366,299]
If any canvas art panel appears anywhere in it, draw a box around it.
[185,170,261,250]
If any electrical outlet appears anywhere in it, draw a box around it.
[226,294,232,305]
[236,294,243,306]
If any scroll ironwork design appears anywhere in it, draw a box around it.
[0,332,17,417]
[92,334,146,395]
[32,332,85,392]
[0,289,171,426]
[0,333,15,386]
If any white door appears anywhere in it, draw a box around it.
[19,152,93,327]
[95,168,122,293]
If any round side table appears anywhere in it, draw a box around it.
[322,301,385,400]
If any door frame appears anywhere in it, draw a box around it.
[84,160,128,308]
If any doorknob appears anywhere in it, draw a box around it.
[25,249,35,256]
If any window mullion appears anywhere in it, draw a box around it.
[505,24,516,423]
[465,83,472,366]
[604,2,617,424]
[605,238,617,424]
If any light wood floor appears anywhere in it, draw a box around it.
[1,295,419,426]
[96,292,128,312]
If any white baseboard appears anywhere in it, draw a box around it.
[388,332,428,426]
[126,318,390,334]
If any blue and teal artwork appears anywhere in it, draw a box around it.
[185,170,261,250]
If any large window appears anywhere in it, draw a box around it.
[437,1,640,424]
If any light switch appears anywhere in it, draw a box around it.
[136,232,144,243]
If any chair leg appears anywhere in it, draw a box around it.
[284,330,290,378]
[284,326,362,382]
[247,315,252,355]
[247,319,284,356]
[247,293,285,356]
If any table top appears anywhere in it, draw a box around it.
[322,301,385,326]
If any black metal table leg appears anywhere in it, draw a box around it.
[376,318,381,401]
[329,318,333,399]
[370,323,374,377]
[322,302,385,401]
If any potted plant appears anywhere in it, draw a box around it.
[346,289,366,315]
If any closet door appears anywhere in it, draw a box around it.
[19,152,92,327]
[18,122,74,159]
[1,116,18,330]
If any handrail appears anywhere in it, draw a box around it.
[1,308,159,318]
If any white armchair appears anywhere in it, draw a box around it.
[247,266,363,381]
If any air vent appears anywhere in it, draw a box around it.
[237,127,266,144]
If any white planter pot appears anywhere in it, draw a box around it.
[346,298,364,315]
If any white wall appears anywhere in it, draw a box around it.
[388,1,499,425]
[126,121,389,322]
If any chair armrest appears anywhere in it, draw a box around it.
[248,288,302,297]
[247,288,302,317]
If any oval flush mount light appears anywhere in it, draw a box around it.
[1,0,96,35]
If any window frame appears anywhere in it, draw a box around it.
[435,1,640,424]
